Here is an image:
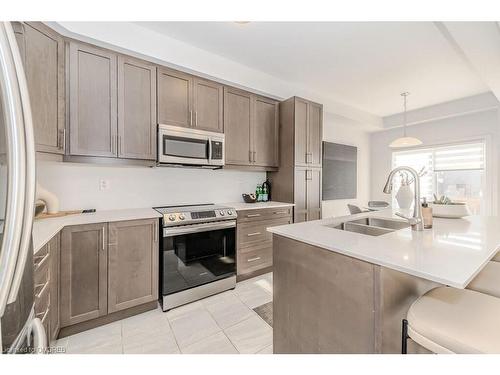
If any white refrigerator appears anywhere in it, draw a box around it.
[0,21,46,354]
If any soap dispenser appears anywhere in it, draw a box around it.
[421,198,433,229]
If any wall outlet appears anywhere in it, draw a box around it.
[99,179,110,191]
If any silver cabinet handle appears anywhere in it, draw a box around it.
[274,210,288,215]
[101,227,105,251]
[246,232,261,237]
[253,151,256,162]
[62,128,66,151]
[246,213,261,218]
[190,110,193,126]
[118,135,121,156]
[33,251,50,270]
[154,220,158,243]
[247,257,261,262]
[195,111,198,127]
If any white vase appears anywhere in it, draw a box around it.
[396,185,413,209]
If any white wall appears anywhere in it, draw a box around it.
[370,109,500,215]
[322,114,371,218]
[37,161,265,211]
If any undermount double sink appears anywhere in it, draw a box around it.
[327,217,410,236]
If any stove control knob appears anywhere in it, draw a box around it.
[219,210,225,216]
[179,214,185,220]
[168,214,176,221]
[227,210,233,216]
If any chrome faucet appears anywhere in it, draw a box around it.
[383,166,424,231]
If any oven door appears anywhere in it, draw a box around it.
[158,125,211,165]
[161,220,236,296]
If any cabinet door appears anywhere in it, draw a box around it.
[157,68,192,128]
[253,96,279,168]
[294,168,308,223]
[224,87,252,166]
[307,168,322,221]
[294,98,308,166]
[118,56,157,160]
[23,23,65,154]
[193,78,223,132]
[60,223,107,326]
[108,219,158,313]
[308,102,322,167]
[69,43,117,157]
[49,233,60,342]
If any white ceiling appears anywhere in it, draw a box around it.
[136,22,489,117]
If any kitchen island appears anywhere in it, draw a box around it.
[268,209,500,353]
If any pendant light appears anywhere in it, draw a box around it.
[389,92,422,148]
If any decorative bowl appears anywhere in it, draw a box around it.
[242,193,257,203]
[429,202,471,218]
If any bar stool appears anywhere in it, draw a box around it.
[402,286,500,354]
[467,261,500,298]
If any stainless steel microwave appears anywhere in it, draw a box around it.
[157,124,224,167]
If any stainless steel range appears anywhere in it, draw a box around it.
[154,204,237,311]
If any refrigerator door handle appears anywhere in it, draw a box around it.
[5,21,36,304]
[0,22,27,317]
[30,317,47,354]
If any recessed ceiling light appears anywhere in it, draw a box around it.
[234,21,250,24]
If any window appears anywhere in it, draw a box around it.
[392,141,486,214]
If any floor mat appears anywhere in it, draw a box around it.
[253,302,273,327]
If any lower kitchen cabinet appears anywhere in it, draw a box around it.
[60,223,108,327]
[107,219,158,313]
[59,219,159,330]
[294,167,322,223]
[236,207,292,279]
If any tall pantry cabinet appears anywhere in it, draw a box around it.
[268,97,323,222]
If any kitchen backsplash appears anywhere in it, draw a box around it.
[37,161,266,211]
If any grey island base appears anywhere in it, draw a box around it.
[272,235,438,354]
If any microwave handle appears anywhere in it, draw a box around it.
[208,137,212,164]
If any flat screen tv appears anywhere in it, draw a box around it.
[322,142,357,200]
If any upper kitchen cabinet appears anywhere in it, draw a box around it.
[192,78,223,132]
[157,68,223,132]
[157,68,192,128]
[118,56,157,160]
[15,22,65,155]
[224,87,253,166]
[224,87,279,170]
[253,96,279,168]
[68,42,117,157]
[294,97,322,167]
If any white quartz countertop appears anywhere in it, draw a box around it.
[224,201,294,211]
[268,209,500,288]
[32,208,162,254]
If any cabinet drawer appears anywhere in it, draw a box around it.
[237,217,292,247]
[34,246,50,292]
[237,206,292,223]
[237,242,272,275]
[35,284,50,318]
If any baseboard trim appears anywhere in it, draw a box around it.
[237,266,273,282]
[58,301,158,339]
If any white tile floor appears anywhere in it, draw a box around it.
[56,272,273,354]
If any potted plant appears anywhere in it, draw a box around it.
[430,194,471,218]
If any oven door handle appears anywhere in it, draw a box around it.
[163,220,236,237]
